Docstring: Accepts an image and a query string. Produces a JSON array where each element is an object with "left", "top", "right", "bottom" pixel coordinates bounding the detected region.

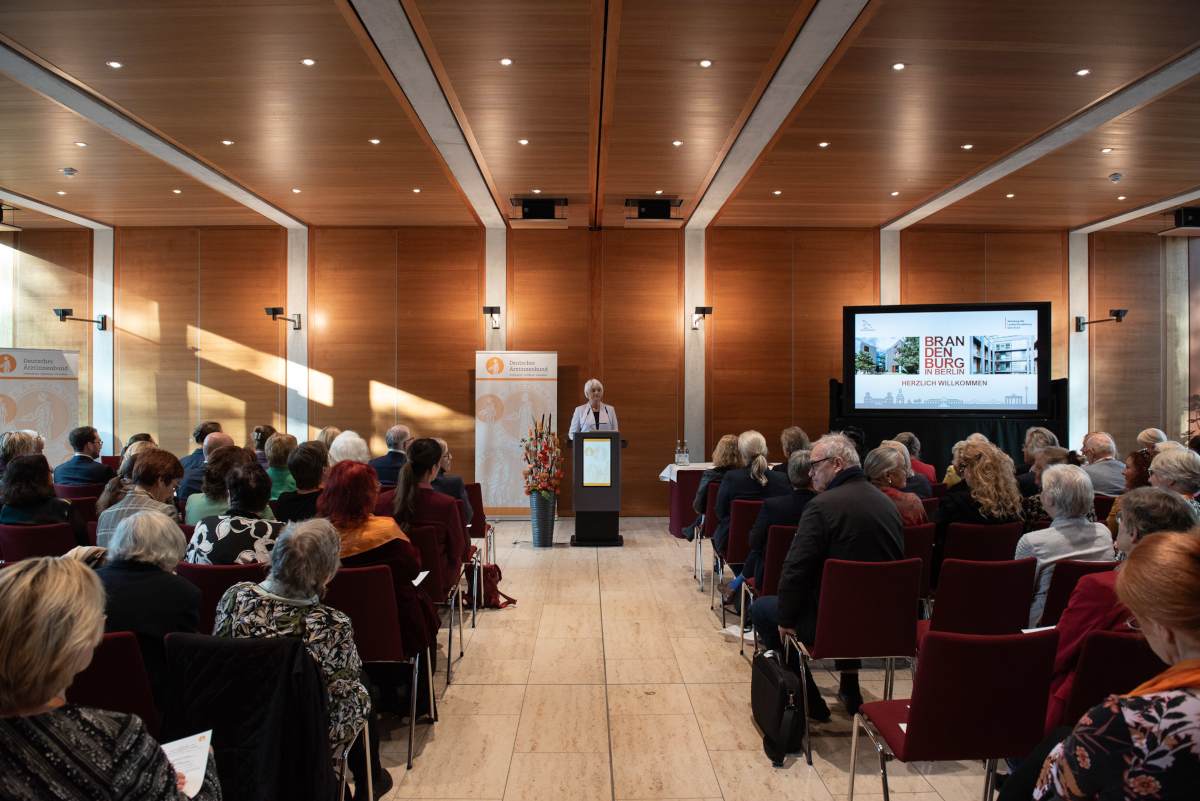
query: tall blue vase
[{"left": 530, "top": 491, "right": 556, "bottom": 547}]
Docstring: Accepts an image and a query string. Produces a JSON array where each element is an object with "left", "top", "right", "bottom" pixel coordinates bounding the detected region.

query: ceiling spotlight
[
  {"left": 56, "top": 191, "right": 67, "bottom": 196},
  {"left": 172, "top": 189, "right": 182, "bottom": 194},
  {"left": 892, "top": 62, "right": 906, "bottom": 71},
  {"left": 1075, "top": 68, "right": 1090, "bottom": 76},
  {"left": 499, "top": 57, "right": 513, "bottom": 66},
  {"left": 220, "top": 139, "right": 234, "bottom": 146},
  {"left": 412, "top": 188, "right": 421, "bottom": 193},
  {"left": 698, "top": 59, "right": 712, "bottom": 68},
  {"left": 368, "top": 138, "right": 381, "bottom": 145},
  {"left": 1117, "top": 195, "right": 1127, "bottom": 201},
  {"left": 291, "top": 188, "right": 302, "bottom": 194},
  {"left": 890, "top": 191, "right": 900, "bottom": 197},
  {"left": 818, "top": 141, "right": 830, "bottom": 148},
  {"left": 517, "top": 139, "right": 529, "bottom": 146},
  {"left": 672, "top": 140, "right": 683, "bottom": 147},
  {"left": 531, "top": 188, "right": 542, "bottom": 194},
  {"left": 1005, "top": 193, "right": 1015, "bottom": 199},
  {"left": 654, "top": 189, "right": 663, "bottom": 195},
  {"left": 960, "top": 144, "right": 974, "bottom": 150},
  {"left": 300, "top": 58, "right": 316, "bottom": 66},
  {"left": 74, "top": 141, "right": 88, "bottom": 148},
  {"left": 773, "top": 190, "right": 783, "bottom": 196},
  {"left": 105, "top": 60, "right": 123, "bottom": 69},
  {"left": 1100, "top": 147, "right": 1113, "bottom": 154}
]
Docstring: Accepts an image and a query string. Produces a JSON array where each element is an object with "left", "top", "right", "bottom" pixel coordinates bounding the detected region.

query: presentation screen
[
  {"left": 582, "top": 437, "right": 612, "bottom": 487},
  {"left": 843, "top": 302, "right": 1051, "bottom": 415}
]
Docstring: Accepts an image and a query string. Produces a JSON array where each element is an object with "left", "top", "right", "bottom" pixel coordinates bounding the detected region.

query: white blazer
[{"left": 568, "top": 403, "right": 618, "bottom": 440}]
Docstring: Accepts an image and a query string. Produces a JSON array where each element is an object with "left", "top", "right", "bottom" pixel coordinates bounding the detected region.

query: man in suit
[
  {"left": 769, "top": 426, "right": 811, "bottom": 476},
  {"left": 179, "top": 421, "right": 222, "bottom": 473},
  {"left": 742, "top": 449, "right": 816, "bottom": 589},
  {"left": 431, "top": 437, "right": 473, "bottom": 526},
  {"left": 750, "top": 433, "right": 904, "bottom": 719},
  {"left": 53, "top": 426, "right": 116, "bottom": 486},
  {"left": 368, "top": 424, "right": 410, "bottom": 485},
  {"left": 176, "top": 430, "right": 234, "bottom": 503}
]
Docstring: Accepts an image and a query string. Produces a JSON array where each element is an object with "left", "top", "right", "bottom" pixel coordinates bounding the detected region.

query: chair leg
[
  {"left": 848, "top": 713, "right": 861, "bottom": 801},
  {"left": 339, "top": 756, "right": 349, "bottom": 801},
  {"left": 738, "top": 582, "right": 750, "bottom": 656},
  {"left": 425, "top": 646, "right": 438, "bottom": 722},
  {"left": 446, "top": 601, "right": 454, "bottom": 686},
  {"left": 456, "top": 587, "right": 465, "bottom": 658},
  {"left": 363, "top": 717, "right": 374, "bottom": 801},
  {"left": 408, "top": 652, "right": 420, "bottom": 769},
  {"left": 884, "top": 657, "right": 894, "bottom": 700},
  {"left": 981, "top": 758, "right": 997, "bottom": 801},
  {"left": 878, "top": 746, "right": 891, "bottom": 801},
  {"left": 798, "top": 651, "right": 813, "bottom": 766}
]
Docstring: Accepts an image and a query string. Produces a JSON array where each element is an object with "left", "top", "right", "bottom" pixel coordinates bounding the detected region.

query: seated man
[
  {"left": 368, "top": 424, "right": 410, "bottom": 485},
  {"left": 176, "top": 430, "right": 234, "bottom": 503},
  {"left": 52, "top": 426, "right": 116, "bottom": 486},
  {"left": 742, "top": 449, "right": 815, "bottom": 591},
  {"left": 1080, "top": 431, "right": 1125, "bottom": 496},
  {"left": 179, "top": 420, "right": 222, "bottom": 472},
  {"left": 750, "top": 433, "right": 903, "bottom": 718},
  {"left": 273, "top": 441, "right": 328, "bottom": 523},
  {"left": 769, "top": 427, "right": 810, "bottom": 475}
]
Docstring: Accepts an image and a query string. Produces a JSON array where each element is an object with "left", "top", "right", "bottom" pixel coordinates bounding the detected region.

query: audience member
[
  {"left": 941, "top": 433, "right": 990, "bottom": 486},
  {"left": 770, "top": 427, "right": 811, "bottom": 475},
  {"left": 880, "top": 438, "right": 931, "bottom": 498},
  {"left": 1135, "top": 426, "right": 1169, "bottom": 452},
  {"left": 1045, "top": 487, "right": 1197, "bottom": 730},
  {"left": 213, "top": 519, "right": 382, "bottom": 795},
  {"left": 1080, "top": 431, "right": 1125, "bottom": 495},
  {"left": 893, "top": 431, "right": 936, "bottom": 483},
  {"left": 684, "top": 433, "right": 741, "bottom": 542},
  {"left": 431, "top": 437, "right": 473, "bottom": 527},
  {"left": 179, "top": 420, "right": 222, "bottom": 472},
  {"left": 934, "top": 440, "right": 1023, "bottom": 552},
  {"left": 368, "top": 424, "right": 410, "bottom": 485},
  {"left": 1022, "top": 445, "right": 1071, "bottom": 523},
  {"left": 750, "top": 433, "right": 903, "bottom": 718},
  {"left": 713, "top": 430, "right": 790, "bottom": 556},
  {"left": 274, "top": 441, "right": 328, "bottom": 523},
  {"left": 20, "top": 429, "right": 45, "bottom": 455},
  {"left": 52, "top": 426, "right": 115, "bottom": 486},
  {"left": 96, "top": 440, "right": 157, "bottom": 514},
  {"left": 743, "top": 449, "right": 815, "bottom": 589},
  {"left": 0, "top": 454, "right": 84, "bottom": 544},
  {"left": 176, "top": 430, "right": 234, "bottom": 503},
  {"left": 1149, "top": 447, "right": 1200, "bottom": 516},
  {"left": 1104, "top": 447, "right": 1154, "bottom": 537},
  {"left": 1035, "top": 531, "right": 1200, "bottom": 799},
  {"left": 120, "top": 432, "right": 155, "bottom": 456},
  {"left": 0, "top": 430, "right": 37, "bottom": 477},
  {"left": 329, "top": 430, "right": 371, "bottom": 465},
  {"left": 0, "top": 557, "right": 221, "bottom": 800},
  {"left": 393, "top": 438, "right": 468, "bottom": 577},
  {"left": 184, "top": 444, "right": 276, "bottom": 524},
  {"left": 865, "top": 445, "right": 927, "bottom": 526},
  {"left": 319, "top": 461, "right": 408, "bottom": 556},
  {"left": 264, "top": 432, "right": 298, "bottom": 500},
  {"left": 96, "top": 510, "right": 199, "bottom": 705},
  {"left": 1016, "top": 464, "right": 1115, "bottom": 627},
  {"left": 185, "top": 462, "right": 283, "bottom": 564},
  {"left": 1018, "top": 426, "right": 1060, "bottom": 496},
  {"left": 317, "top": 425, "right": 342, "bottom": 455},
  {"left": 250, "top": 424, "right": 276, "bottom": 468},
  {"left": 94, "top": 449, "right": 183, "bottom": 547}
]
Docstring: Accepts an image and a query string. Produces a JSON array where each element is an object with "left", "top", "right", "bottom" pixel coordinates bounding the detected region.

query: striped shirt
[{"left": 95, "top": 487, "right": 180, "bottom": 547}]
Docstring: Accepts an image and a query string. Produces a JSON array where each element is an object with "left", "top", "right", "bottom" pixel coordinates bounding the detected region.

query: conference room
[{"left": 2, "top": 1, "right": 1200, "bottom": 800}]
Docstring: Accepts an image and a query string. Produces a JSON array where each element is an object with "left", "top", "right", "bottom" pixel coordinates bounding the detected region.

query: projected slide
[
  {"left": 582, "top": 437, "right": 612, "bottom": 487},
  {"left": 849, "top": 306, "right": 1041, "bottom": 411}
]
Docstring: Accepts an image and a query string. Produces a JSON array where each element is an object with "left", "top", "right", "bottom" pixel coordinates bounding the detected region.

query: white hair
[
  {"left": 328, "top": 430, "right": 371, "bottom": 464},
  {"left": 738, "top": 430, "right": 770, "bottom": 486},
  {"left": 1023, "top": 426, "right": 1057, "bottom": 451},
  {"left": 814, "top": 433, "right": 860, "bottom": 467},
  {"left": 583, "top": 378, "right": 604, "bottom": 398},
  {"left": 879, "top": 439, "right": 914, "bottom": 477},
  {"left": 1041, "top": 464, "right": 1094, "bottom": 519},
  {"left": 270, "top": 518, "right": 342, "bottom": 597},
  {"left": 1137, "top": 428, "right": 1168, "bottom": 449},
  {"left": 108, "top": 511, "right": 187, "bottom": 572},
  {"left": 1083, "top": 431, "right": 1118, "bottom": 458},
  {"left": 1150, "top": 448, "right": 1200, "bottom": 494},
  {"left": 865, "top": 446, "right": 907, "bottom": 484},
  {"left": 384, "top": 424, "right": 411, "bottom": 451}
]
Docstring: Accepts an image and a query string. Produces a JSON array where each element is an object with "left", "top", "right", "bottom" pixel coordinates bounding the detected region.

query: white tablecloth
[{"left": 658, "top": 462, "right": 714, "bottom": 482}]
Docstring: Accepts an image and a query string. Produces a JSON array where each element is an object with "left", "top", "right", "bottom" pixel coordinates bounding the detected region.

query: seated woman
[
  {"left": 1149, "top": 447, "right": 1200, "bottom": 517},
  {"left": 274, "top": 441, "right": 328, "bottom": 523},
  {"left": 431, "top": 438, "right": 473, "bottom": 526},
  {"left": 1035, "top": 531, "right": 1200, "bottom": 800},
  {"left": 940, "top": 433, "right": 991, "bottom": 487},
  {"left": 0, "top": 557, "right": 221, "bottom": 800},
  {"left": 713, "top": 430, "right": 790, "bottom": 556},
  {"left": 1104, "top": 447, "right": 1153, "bottom": 537},
  {"left": 264, "top": 432, "right": 298, "bottom": 500},
  {"left": 185, "top": 445, "right": 277, "bottom": 525},
  {"left": 320, "top": 461, "right": 409, "bottom": 557},
  {"left": 684, "top": 433, "right": 741, "bottom": 542},
  {"left": 249, "top": 424, "right": 276, "bottom": 469},
  {"left": 1016, "top": 465, "right": 1115, "bottom": 627},
  {"left": 317, "top": 425, "right": 342, "bottom": 454},
  {"left": 1045, "top": 487, "right": 1198, "bottom": 730},
  {"left": 185, "top": 462, "right": 284, "bottom": 565},
  {"left": 393, "top": 438, "right": 468, "bottom": 588},
  {"left": 120, "top": 432, "right": 155, "bottom": 455},
  {"left": 743, "top": 449, "right": 815, "bottom": 588},
  {"left": 95, "top": 440, "right": 157, "bottom": 515},
  {"left": 934, "top": 440, "right": 1023, "bottom": 548},
  {"left": 329, "top": 431, "right": 371, "bottom": 465},
  {"left": 864, "top": 445, "right": 928, "bottom": 526},
  {"left": 0, "top": 430, "right": 37, "bottom": 477},
  {"left": 0, "top": 454, "right": 85, "bottom": 545},
  {"left": 1021, "top": 446, "right": 1071, "bottom": 524},
  {"left": 214, "top": 519, "right": 383, "bottom": 797},
  {"left": 879, "top": 439, "right": 931, "bottom": 498},
  {"left": 96, "top": 510, "right": 200, "bottom": 706},
  {"left": 94, "top": 449, "right": 183, "bottom": 547}
]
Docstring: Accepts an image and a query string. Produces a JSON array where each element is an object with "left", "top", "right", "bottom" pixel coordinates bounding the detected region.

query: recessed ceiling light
[
  {"left": 56, "top": 191, "right": 67, "bottom": 196},
  {"left": 105, "top": 60, "right": 123, "bottom": 69},
  {"left": 892, "top": 62, "right": 906, "bottom": 71},
  {"left": 818, "top": 141, "right": 830, "bottom": 148},
  {"left": 1117, "top": 195, "right": 1127, "bottom": 201},
  {"left": 698, "top": 59, "right": 712, "bottom": 68},
  {"left": 172, "top": 189, "right": 182, "bottom": 194},
  {"left": 291, "top": 188, "right": 301, "bottom": 194},
  {"left": 220, "top": 139, "right": 235, "bottom": 146},
  {"left": 300, "top": 58, "right": 316, "bottom": 66},
  {"left": 517, "top": 138, "right": 529, "bottom": 146},
  {"left": 1005, "top": 193, "right": 1015, "bottom": 199},
  {"left": 960, "top": 143, "right": 974, "bottom": 150},
  {"left": 368, "top": 138, "right": 381, "bottom": 145},
  {"left": 499, "top": 57, "right": 513, "bottom": 66},
  {"left": 890, "top": 191, "right": 900, "bottom": 197},
  {"left": 672, "top": 140, "right": 683, "bottom": 147},
  {"left": 1075, "top": 68, "right": 1090, "bottom": 76},
  {"left": 531, "top": 188, "right": 542, "bottom": 194},
  {"left": 773, "top": 190, "right": 783, "bottom": 196},
  {"left": 654, "top": 189, "right": 663, "bottom": 195},
  {"left": 1100, "top": 147, "right": 1113, "bottom": 154},
  {"left": 412, "top": 188, "right": 421, "bottom": 193},
  {"left": 74, "top": 141, "right": 88, "bottom": 148}
]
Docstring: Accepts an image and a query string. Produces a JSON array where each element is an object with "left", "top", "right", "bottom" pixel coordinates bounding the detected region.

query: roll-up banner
[{"left": 0, "top": 348, "right": 80, "bottom": 467}]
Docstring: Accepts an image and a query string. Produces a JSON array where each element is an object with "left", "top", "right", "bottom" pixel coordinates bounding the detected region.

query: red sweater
[{"left": 911, "top": 458, "right": 937, "bottom": 483}]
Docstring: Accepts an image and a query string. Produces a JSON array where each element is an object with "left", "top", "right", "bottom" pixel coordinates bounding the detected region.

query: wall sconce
[
  {"left": 1074, "top": 308, "right": 1127, "bottom": 333},
  {"left": 691, "top": 306, "right": 712, "bottom": 330},
  {"left": 51, "top": 308, "right": 106, "bottom": 331},
  {"left": 483, "top": 306, "right": 501, "bottom": 330},
  {"left": 265, "top": 306, "right": 302, "bottom": 330}
]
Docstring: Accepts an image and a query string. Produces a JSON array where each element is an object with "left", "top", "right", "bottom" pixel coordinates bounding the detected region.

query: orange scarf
[{"left": 1125, "top": 657, "right": 1200, "bottom": 696}]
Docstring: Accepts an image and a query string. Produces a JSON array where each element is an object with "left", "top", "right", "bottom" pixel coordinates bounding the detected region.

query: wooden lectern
[{"left": 571, "top": 430, "right": 623, "bottom": 547}]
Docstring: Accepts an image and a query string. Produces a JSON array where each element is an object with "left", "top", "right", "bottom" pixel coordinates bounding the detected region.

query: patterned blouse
[
  {"left": 1034, "top": 689, "right": 1200, "bottom": 800},
  {"left": 213, "top": 581, "right": 369, "bottom": 760},
  {"left": 184, "top": 511, "right": 283, "bottom": 565},
  {"left": 0, "top": 704, "right": 221, "bottom": 800}
]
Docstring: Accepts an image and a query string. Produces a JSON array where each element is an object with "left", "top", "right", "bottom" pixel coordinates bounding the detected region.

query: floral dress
[
  {"left": 213, "top": 582, "right": 370, "bottom": 760},
  {"left": 1034, "top": 689, "right": 1200, "bottom": 799},
  {"left": 185, "top": 512, "right": 283, "bottom": 564}
]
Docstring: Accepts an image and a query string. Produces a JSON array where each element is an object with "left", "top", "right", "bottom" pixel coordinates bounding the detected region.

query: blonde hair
[
  {"left": 1117, "top": 531, "right": 1200, "bottom": 640},
  {"left": 264, "top": 432, "right": 298, "bottom": 468},
  {"left": 738, "top": 430, "right": 769, "bottom": 487},
  {"left": 955, "top": 441, "right": 1023, "bottom": 521},
  {"left": 316, "top": 426, "right": 341, "bottom": 449},
  {"left": 710, "top": 434, "right": 742, "bottom": 470},
  {"left": 0, "top": 558, "right": 105, "bottom": 714},
  {"left": 0, "top": 431, "right": 37, "bottom": 465},
  {"left": 1137, "top": 428, "right": 1168, "bottom": 450}
]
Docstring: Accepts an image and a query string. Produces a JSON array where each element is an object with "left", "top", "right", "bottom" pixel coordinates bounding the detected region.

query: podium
[{"left": 571, "top": 430, "right": 623, "bottom": 547}]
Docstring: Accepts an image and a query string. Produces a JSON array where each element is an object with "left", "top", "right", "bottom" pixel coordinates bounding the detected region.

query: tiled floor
[{"left": 374, "top": 517, "right": 989, "bottom": 801}]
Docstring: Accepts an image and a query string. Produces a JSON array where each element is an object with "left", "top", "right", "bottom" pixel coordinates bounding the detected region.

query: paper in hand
[
  {"left": 161, "top": 729, "right": 212, "bottom": 798},
  {"left": 413, "top": 570, "right": 429, "bottom": 587}
]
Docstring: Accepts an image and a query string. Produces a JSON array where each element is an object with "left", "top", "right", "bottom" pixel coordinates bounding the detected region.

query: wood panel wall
[
  {"left": 706, "top": 228, "right": 878, "bottom": 453},
  {"left": 309, "top": 227, "right": 484, "bottom": 478}
]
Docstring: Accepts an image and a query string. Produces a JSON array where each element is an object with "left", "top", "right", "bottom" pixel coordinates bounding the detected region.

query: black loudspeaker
[
  {"left": 521, "top": 199, "right": 556, "bottom": 220},
  {"left": 636, "top": 199, "right": 671, "bottom": 220},
  {"left": 1174, "top": 207, "right": 1200, "bottom": 228}
]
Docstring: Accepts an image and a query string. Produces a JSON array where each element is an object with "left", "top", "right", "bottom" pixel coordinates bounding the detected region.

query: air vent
[{"left": 509, "top": 196, "right": 568, "bottom": 228}]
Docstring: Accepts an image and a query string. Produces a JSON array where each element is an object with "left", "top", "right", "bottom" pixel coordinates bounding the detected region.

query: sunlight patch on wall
[
  {"left": 369, "top": 379, "right": 473, "bottom": 453},
  {"left": 188, "top": 380, "right": 247, "bottom": 445}
]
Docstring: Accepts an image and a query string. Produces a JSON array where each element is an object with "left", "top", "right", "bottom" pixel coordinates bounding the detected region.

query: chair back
[
  {"left": 931, "top": 482, "right": 948, "bottom": 498},
  {"left": 944, "top": 521, "right": 1025, "bottom": 562},
  {"left": 903, "top": 630, "right": 1057, "bottom": 761},
  {"left": 66, "top": 631, "right": 160, "bottom": 737},
  {"left": 100, "top": 455, "right": 122, "bottom": 470},
  {"left": 724, "top": 499, "right": 761, "bottom": 564},
  {"left": 760, "top": 525, "right": 794, "bottom": 597},
  {"left": 86, "top": 520, "right": 98, "bottom": 546},
  {"left": 930, "top": 558, "right": 1036, "bottom": 636},
  {"left": 0, "top": 523, "right": 76, "bottom": 561},
  {"left": 465, "top": 482, "right": 486, "bottom": 536},
  {"left": 920, "top": 496, "right": 940, "bottom": 519},
  {"left": 1038, "top": 559, "right": 1118, "bottom": 626},
  {"left": 69, "top": 496, "right": 99, "bottom": 522},
  {"left": 455, "top": 498, "right": 467, "bottom": 530},
  {"left": 702, "top": 483, "right": 719, "bottom": 540},
  {"left": 1063, "top": 630, "right": 1167, "bottom": 725},
  {"left": 903, "top": 523, "right": 936, "bottom": 602},
  {"left": 811, "top": 558, "right": 921, "bottom": 660},
  {"left": 180, "top": 523, "right": 195, "bottom": 539},
  {"left": 176, "top": 562, "right": 267, "bottom": 634},
  {"left": 325, "top": 566, "right": 405, "bottom": 663},
  {"left": 54, "top": 482, "right": 106, "bottom": 499},
  {"left": 1092, "top": 494, "right": 1116, "bottom": 522},
  {"left": 375, "top": 488, "right": 396, "bottom": 517},
  {"left": 407, "top": 524, "right": 447, "bottom": 602}
]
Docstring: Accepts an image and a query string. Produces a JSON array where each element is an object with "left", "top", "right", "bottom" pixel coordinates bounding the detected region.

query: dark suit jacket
[
  {"left": 905, "top": 473, "right": 933, "bottom": 498},
  {"left": 777, "top": 468, "right": 904, "bottom": 637},
  {"left": 176, "top": 462, "right": 205, "bottom": 502},
  {"left": 748, "top": 488, "right": 817, "bottom": 559},
  {"left": 714, "top": 467, "right": 791, "bottom": 553},
  {"left": 432, "top": 472, "right": 473, "bottom": 526},
  {"left": 369, "top": 451, "right": 407, "bottom": 485},
  {"left": 53, "top": 454, "right": 115, "bottom": 486},
  {"left": 97, "top": 559, "right": 200, "bottom": 705},
  {"left": 1017, "top": 469, "right": 1040, "bottom": 498},
  {"left": 178, "top": 448, "right": 204, "bottom": 472}
]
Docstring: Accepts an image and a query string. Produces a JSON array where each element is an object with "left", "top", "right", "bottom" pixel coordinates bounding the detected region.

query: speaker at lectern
[{"left": 571, "top": 430, "right": 623, "bottom": 547}]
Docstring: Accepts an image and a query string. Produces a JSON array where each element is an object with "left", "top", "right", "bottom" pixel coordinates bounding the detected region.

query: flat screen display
[
  {"left": 582, "top": 437, "right": 612, "bottom": 487},
  {"left": 844, "top": 302, "right": 1050, "bottom": 414}
]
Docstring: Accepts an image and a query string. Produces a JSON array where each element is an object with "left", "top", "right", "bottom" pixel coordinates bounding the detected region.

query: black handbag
[{"left": 751, "top": 649, "right": 805, "bottom": 766}]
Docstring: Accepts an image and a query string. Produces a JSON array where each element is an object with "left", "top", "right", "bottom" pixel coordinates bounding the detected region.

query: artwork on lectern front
[{"left": 582, "top": 437, "right": 611, "bottom": 487}]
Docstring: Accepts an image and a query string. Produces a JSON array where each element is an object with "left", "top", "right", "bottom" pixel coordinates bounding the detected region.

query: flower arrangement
[{"left": 521, "top": 414, "right": 563, "bottom": 500}]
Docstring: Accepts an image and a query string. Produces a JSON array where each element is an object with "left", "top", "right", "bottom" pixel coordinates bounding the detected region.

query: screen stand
[{"left": 572, "top": 511, "right": 623, "bottom": 547}]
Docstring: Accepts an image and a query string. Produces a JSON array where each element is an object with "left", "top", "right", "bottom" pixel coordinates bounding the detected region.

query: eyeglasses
[
  {"left": 1125, "top": 616, "right": 1141, "bottom": 632},
  {"left": 808, "top": 457, "right": 834, "bottom": 473}
]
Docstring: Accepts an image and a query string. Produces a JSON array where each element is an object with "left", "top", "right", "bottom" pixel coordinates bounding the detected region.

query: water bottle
[
  {"left": 680, "top": 439, "right": 691, "bottom": 466},
  {"left": 674, "top": 440, "right": 684, "bottom": 466}
]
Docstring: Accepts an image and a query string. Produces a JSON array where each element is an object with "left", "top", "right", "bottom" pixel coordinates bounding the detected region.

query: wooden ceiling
[{"left": 2, "top": 203, "right": 85, "bottom": 230}]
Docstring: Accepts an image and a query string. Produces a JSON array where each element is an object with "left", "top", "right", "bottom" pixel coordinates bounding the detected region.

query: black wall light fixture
[
  {"left": 51, "top": 308, "right": 106, "bottom": 331},
  {"left": 483, "top": 306, "right": 501, "bottom": 330},
  {"left": 691, "top": 306, "right": 713, "bottom": 330},
  {"left": 1075, "top": 308, "right": 1127, "bottom": 333},
  {"left": 265, "top": 306, "right": 302, "bottom": 330}
]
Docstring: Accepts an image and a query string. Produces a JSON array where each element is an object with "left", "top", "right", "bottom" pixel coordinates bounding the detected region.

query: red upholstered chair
[
  {"left": 100, "top": 455, "right": 122, "bottom": 471},
  {"left": 375, "top": 488, "right": 396, "bottom": 517},
  {"left": 788, "top": 558, "right": 922, "bottom": 765},
  {"left": 407, "top": 523, "right": 465, "bottom": 684},
  {"left": 1063, "top": 630, "right": 1167, "bottom": 726},
  {"left": 0, "top": 523, "right": 77, "bottom": 561},
  {"left": 744, "top": 524, "right": 794, "bottom": 656},
  {"left": 86, "top": 521, "right": 98, "bottom": 546},
  {"left": 325, "top": 566, "right": 431, "bottom": 768},
  {"left": 1037, "top": 559, "right": 1118, "bottom": 627},
  {"left": 917, "top": 558, "right": 1036, "bottom": 652},
  {"left": 919, "top": 497, "right": 939, "bottom": 519},
  {"left": 695, "top": 482, "right": 719, "bottom": 589},
  {"left": 179, "top": 523, "right": 195, "bottom": 540},
  {"left": 54, "top": 482, "right": 106, "bottom": 499},
  {"left": 69, "top": 495, "right": 99, "bottom": 522},
  {"left": 175, "top": 562, "right": 267, "bottom": 635},
  {"left": 943, "top": 521, "right": 1025, "bottom": 563},
  {"left": 930, "top": 482, "right": 948, "bottom": 498},
  {"left": 902, "top": 523, "right": 936, "bottom": 617},
  {"left": 1092, "top": 494, "right": 1116, "bottom": 522},
  {"left": 66, "top": 631, "right": 161, "bottom": 738},
  {"left": 848, "top": 629, "right": 1058, "bottom": 800},
  {"left": 463, "top": 482, "right": 491, "bottom": 626},
  {"left": 718, "top": 499, "right": 761, "bottom": 623}
]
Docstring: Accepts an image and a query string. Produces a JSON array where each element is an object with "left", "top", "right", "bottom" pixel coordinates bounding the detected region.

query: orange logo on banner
[
  {"left": 485, "top": 357, "right": 504, "bottom": 375},
  {"left": 0, "top": 354, "right": 15, "bottom": 374}
]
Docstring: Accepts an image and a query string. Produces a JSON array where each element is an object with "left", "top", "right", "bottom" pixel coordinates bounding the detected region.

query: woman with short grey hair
[
  {"left": 568, "top": 377, "right": 619, "bottom": 440},
  {"left": 1015, "top": 464, "right": 1115, "bottom": 626},
  {"left": 328, "top": 430, "right": 371, "bottom": 465},
  {"left": 1149, "top": 448, "right": 1200, "bottom": 516},
  {"left": 865, "top": 446, "right": 927, "bottom": 526}
]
